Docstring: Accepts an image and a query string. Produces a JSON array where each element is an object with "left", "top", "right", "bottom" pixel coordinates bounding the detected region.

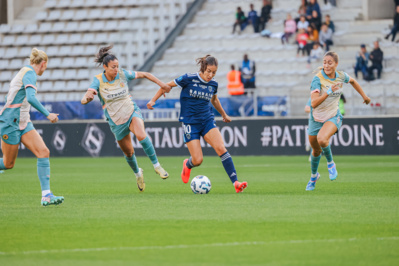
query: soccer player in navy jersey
[{"left": 147, "top": 55, "right": 248, "bottom": 193}]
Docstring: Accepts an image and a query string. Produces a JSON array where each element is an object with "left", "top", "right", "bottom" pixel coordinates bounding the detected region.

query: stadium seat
[
  {"left": 69, "top": 34, "right": 83, "bottom": 44},
  {"left": 3, "top": 48, "right": 18, "bottom": 59},
  {"left": 0, "top": 60, "right": 9, "bottom": 70},
  {"left": 70, "top": 0, "right": 85, "bottom": 8},
  {"left": 15, "top": 35, "right": 29, "bottom": 46},
  {"left": 53, "top": 80, "right": 67, "bottom": 90},
  {"left": 62, "top": 58, "right": 75, "bottom": 68},
  {"left": 77, "top": 21, "right": 92, "bottom": 32},
  {"left": 41, "top": 81, "right": 54, "bottom": 91},
  {"left": 10, "top": 24, "right": 25, "bottom": 34},
  {"left": 0, "top": 24, "right": 11, "bottom": 34},
  {"left": 41, "top": 34, "right": 56, "bottom": 45},
  {"left": 73, "top": 10, "right": 88, "bottom": 21},
  {"left": 84, "top": 0, "right": 97, "bottom": 7},
  {"left": 49, "top": 58, "right": 62, "bottom": 69},
  {"left": 0, "top": 71, "right": 13, "bottom": 82},
  {"left": 102, "top": 8, "right": 116, "bottom": 19},
  {"left": 92, "top": 21, "right": 106, "bottom": 32},
  {"left": 54, "top": 34, "right": 70, "bottom": 45},
  {"left": 66, "top": 80, "right": 79, "bottom": 91},
  {"left": 58, "top": 46, "right": 72, "bottom": 56},
  {"left": 52, "top": 22, "right": 66, "bottom": 32},
  {"left": 70, "top": 46, "right": 85, "bottom": 56},
  {"left": 75, "top": 57, "right": 89, "bottom": 67},
  {"left": 61, "top": 10, "right": 75, "bottom": 21},
  {"left": 28, "top": 35, "right": 43, "bottom": 46},
  {"left": 48, "top": 10, "right": 61, "bottom": 21},
  {"left": 65, "top": 22, "right": 80, "bottom": 32},
  {"left": 2, "top": 36, "right": 16, "bottom": 46},
  {"left": 44, "top": 0, "right": 58, "bottom": 9},
  {"left": 103, "top": 20, "right": 119, "bottom": 31},
  {"left": 88, "top": 9, "right": 103, "bottom": 20},
  {"left": 57, "top": 0, "right": 72, "bottom": 8}
]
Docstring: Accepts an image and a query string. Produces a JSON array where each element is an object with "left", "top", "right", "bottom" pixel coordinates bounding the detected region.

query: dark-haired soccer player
[
  {"left": 147, "top": 55, "right": 248, "bottom": 193},
  {"left": 81, "top": 45, "right": 170, "bottom": 192}
]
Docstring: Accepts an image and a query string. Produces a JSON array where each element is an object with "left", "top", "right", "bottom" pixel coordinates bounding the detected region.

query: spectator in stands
[
  {"left": 305, "top": 24, "right": 319, "bottom": 54},
  {"left": 248, "top": 3, "right": 259, "bottom": 33},
  {"left": 325, "top": 14, "right": 335, "bottom": 33},
  {"left": 296, "top": 28, "right": 309, "bottom": 56},
  {"left": 232, "top": 6, "right": 247, "bottom": 34},
  {"left": 295, "top": 1, "right": 308, "bottom": 24},
  {"left": 368, "top": 41, "right": 384, "bottom": 80},
  {"left": 306, "top": 0, "right": 321, "bottom": 21},
  {"left": 310, "top": 10, "right": 322, "bottom": 31},
  {"left": 319, "top": 23, "right": 333, "bottom": 51},
  {"left": 259, "top": 0, "right": 272, "bottom": 31},
  {"left": 227, "top": 65, "right": 245, "bottom": 96},
  {"left": 297, "top": 15, "right": 309, "bottom": 31},
  {"left": 241, "top": 54, "right": 256, "bottom": 88},
  {"left": 353, "top": 44, "right": 369, "bottom": 80},
  {"left": 307, "top": 42, "right": 324, "bottom": 64},
  {"left": 81, "top": 45, "right": 170, "bottom": 192},
  {"left": 384, "top": 5, "right": 399, "bottom": 42},
  {"left": 281, "top": 14, "right": 297, "bottom": 44},
  {"left": 324, "top": 0, "right": 336, "bottom": 8}
]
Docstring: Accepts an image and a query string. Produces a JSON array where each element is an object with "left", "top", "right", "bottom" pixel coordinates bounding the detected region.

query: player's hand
[
  {"left": 47, "top": 113, "right": 59, "bottom": 123},
  {"left": 147, "top": 101, "right": 156, "bottom": 110},
  {"left": 332, "top": 83, "right": 342, "bottom": 92},
  {"left": 85, "top": 93, "right": 94, "bottom": 103},
  {"left": 363, "top": 96, "right": 371, "bottom": 105},
  {"left": 160, "top": 83, "right": 171, "bottom": 93},
  {"left": 222, "top": 114, "right": 232, "bottom": 123}
]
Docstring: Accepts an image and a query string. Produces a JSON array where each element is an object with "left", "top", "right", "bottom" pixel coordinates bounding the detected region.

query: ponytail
[
  {"left": 30, "top": 48, "right": 48, "bottom": 65},
  {"left": 95, "top": 45, "right": 117, "bottom": 66},
  {"left": 196, "top": 55, "right": 218, "bottom": 73}
]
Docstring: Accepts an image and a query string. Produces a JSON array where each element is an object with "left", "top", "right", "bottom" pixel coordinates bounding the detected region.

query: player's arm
[
  {"left": 147, "top": 80, "right": 177, "bottom": 110},
  {"left": 81, "top": 89, "right": 96, "bottom": 105},
  {"left": 348, "top": 77, "right": 371, "bottom": 104},
  {"left": 311, "top": 84, "right": 339, "bottom": 108},
  {"left": 135, "top": 72, "right": 171, "bottom": 92},
  {"left": 23, "top": 71, "right": 58, "bottom": 123},
  {"left": 211, "top": 94, "right": 231, "bottom": 123}
]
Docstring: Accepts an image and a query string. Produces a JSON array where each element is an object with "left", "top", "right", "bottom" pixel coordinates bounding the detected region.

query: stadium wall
[{"left": 2, "top": 117, "right": 398, "bottom": 157}]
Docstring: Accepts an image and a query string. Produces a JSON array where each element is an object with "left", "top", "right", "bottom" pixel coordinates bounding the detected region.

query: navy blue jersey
[{"left": 174, "top": 72, "right": 218, "bottom": 124}]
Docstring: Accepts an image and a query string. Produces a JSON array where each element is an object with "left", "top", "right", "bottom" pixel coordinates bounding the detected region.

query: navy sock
[
  {"left": 220, "top": 152, "right": 238, "bottom": 183},
  {"left": 186, "top": 157, "right": 196, "bottom": 169}
]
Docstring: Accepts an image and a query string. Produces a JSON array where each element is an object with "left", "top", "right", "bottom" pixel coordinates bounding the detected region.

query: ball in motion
[{"left": 190, "top": 175, "right": 211, "bottom": 194}]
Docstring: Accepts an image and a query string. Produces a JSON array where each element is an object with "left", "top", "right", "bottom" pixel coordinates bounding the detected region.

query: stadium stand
[{"left": 0, "top": 0, "right": 398, "bottom": 117}]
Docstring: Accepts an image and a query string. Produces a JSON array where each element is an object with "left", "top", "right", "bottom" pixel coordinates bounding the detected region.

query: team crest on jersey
[
  {"left": 120, "top": 83, "right": 125, "bottom": 87},
  {"left": 185, "top": 133, "right": 191, "bottom": 140},
  {"left": 2, "top": 134, "right": 8, "bottom": 140},
  {"left": 208, "top": 86, "right": 212, "bottom": 92}
]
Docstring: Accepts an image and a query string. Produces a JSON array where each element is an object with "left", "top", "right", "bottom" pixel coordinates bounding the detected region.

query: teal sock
[
  {"left": 0, "top": 159, "right": 6, "bottom": 170},
  {"left": 37, "top": 158, "right": 50, "bottom": 191},
  {"left": 321, "top": 145, "right": 333, "bottom": 163},
  {"left": 311, "top": 154, "right": 322, "bottom": 175},
  {"left": 139, "top": 136, "right": 158, "bottom": 165},
  {"left": 125, "top": 154, "right": 139, "bottom": 174}
]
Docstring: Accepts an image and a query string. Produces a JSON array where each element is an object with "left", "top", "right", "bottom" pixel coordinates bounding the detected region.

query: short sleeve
[
  {"left": 214, "top": 83, "right": 218, "bottom": 95},
  {"left": 310, "top": 76, "right": 321, "bottom": 93},
  {"left": 343, "top": 72, "right": 350, "bottom": 83},
  {"left": 88, "top": 77, "right": 100, "bottom": 94},
  {"left": 22, "top": 71, "right": 37, "bottom": 90},
  {"left": 174, "top": 73, "right": 189, "bottom": 88},
  {"left": 122, "top": 69, "right": 136, "bottom": 81}
]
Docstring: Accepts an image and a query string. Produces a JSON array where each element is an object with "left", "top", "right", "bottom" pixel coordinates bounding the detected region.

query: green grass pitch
[{"left": 0, "top": 155, "right": 398, "bottom": 265}]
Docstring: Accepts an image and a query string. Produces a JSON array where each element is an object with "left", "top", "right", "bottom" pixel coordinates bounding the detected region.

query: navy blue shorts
[{"left": 182, "top": 118, "right": 216, "bottom": 143}]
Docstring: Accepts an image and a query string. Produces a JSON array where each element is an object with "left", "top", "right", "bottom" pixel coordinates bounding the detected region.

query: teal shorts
[
  {"left": 0, "top": 121, "right": 35, "bottom": 145},
  {"left": 110, "top": 103, "right": 144, "bottom": 141},
  {"left": 308, "top": 109, "right": 343, "bottom": 136}
]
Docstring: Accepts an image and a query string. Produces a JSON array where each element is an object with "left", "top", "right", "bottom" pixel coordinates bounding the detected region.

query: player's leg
[
  {"left": 317, "top": 121, "right": 339, "bottom": 180},
  {"left": 117, "top": 134, "right": 145, "bottom": 192},
  {"left": 129, "top": 117, "right": 168, "bottom": 179},
  {"left": 21, "top": 129, "right": 64, "bottom": 206},
  {"left": 0, "top": 140, "right": 19, "bottom": 171},
  {"left": 181, "top": 139, "right": 203, "bottom": 183},
  {"left": 306, "top": 135, "right": 322, "bottom": 191},
  {"left": 204, "top": 128, "right": 247, "bottom": 193}
]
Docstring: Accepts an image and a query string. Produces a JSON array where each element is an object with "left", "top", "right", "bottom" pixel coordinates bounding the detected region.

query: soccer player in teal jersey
[
  {"left": 0, "top": 48, "right": 64, "bottom": 206},
  {"left": 147, "top": 55, "right": 248, "bottom": 193},
  {"left": 81, "top": 45, "right": 170, "bottom": 192},
  {"left": 306, "top": 51, "right": 371, "bottom": 191}
]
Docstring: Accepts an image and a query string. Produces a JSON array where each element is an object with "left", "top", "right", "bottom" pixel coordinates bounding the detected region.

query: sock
[
  {"left": 0, "top": 158, "right": 6, "bottom": 170},
  {"left": 37, "top": 158, "right": 50, "bottom": 192},
  {"left": 139, "top": 137, "right": 158, "bottom": 165},
  {"left": 220, "top": 151, "right": 238, "bottom": 183},
  {"left": 42, "top": 190, "right": 51, "bottom": 197},
  {"left": 321, "top": 145, "right": 333, "bottom": 163},
  {"left": 186, "top": 157, "right": 196, "bottom": 169},
  {"left": 125, "top": 154, "right": 139, "bottom": 174},
  {"left": 153, "top": 162, "right": 160, "bottom": 168},
  {"left": 310, "top": 154, "right": 322, "bottom": 175}
]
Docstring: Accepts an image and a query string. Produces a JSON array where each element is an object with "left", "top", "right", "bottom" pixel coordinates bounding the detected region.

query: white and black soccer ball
[{"left": 190, "top": 175, "right": 211, "bottom": 194}]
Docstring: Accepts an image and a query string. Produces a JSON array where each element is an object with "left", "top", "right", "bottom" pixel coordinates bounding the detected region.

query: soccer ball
[{"left": 190, "top": 175, "right": 211, "bottom": 194}]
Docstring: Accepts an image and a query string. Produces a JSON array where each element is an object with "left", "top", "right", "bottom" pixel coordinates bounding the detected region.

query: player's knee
[
  {"left": 3, "top": 161, "right": 15, "bottom": 169},
  {"left": 37, "top": 147, "right": 50, "bottom": 158},
  {"left": 215, "top": 146, "right": 227, "bottom": 155},
  {"left": 124, "top": 151, "right": 134, "bottom": 158},
  {"left": 312, "top": 148, "right": 322, "bottom": 157},
  {"left": 317, "top": 135, "right": 329, "bottom": 147},
  {"left": 136, "top": 133, "right": 147, "bottom": 142}
]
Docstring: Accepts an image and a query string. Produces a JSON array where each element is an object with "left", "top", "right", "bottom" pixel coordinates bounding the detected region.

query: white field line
[{"left": 0, "top": 236, "right": 398, "bottom": 256}]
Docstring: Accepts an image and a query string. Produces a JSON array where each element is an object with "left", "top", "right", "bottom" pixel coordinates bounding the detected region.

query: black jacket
[{"left": 370, "top": 48, "right": 383, "bottom": 67}]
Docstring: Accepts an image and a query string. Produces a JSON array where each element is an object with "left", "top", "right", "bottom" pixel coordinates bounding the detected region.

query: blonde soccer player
[
  {"left": 306, "top": 51, "right": 371, "bottom": 191},
  {"left": 0, "top": 48, "right": 64, "bottom": 206},
  {"left": 81, "top": 45, "right": 170, "bottom": 192}
]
